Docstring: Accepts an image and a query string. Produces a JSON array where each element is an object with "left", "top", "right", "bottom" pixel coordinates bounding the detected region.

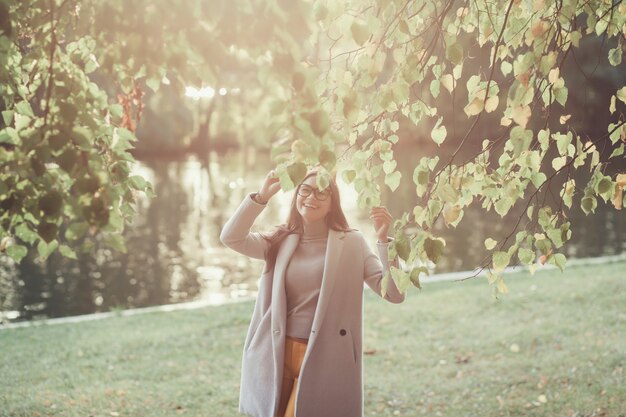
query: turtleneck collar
[{"left": 301, "top": 217, "right": 330, "bottom": 241}]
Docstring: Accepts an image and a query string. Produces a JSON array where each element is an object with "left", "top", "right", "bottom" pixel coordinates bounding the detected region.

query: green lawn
[{"left": 1, "top": 260, "right": 624, "bottom": 417}]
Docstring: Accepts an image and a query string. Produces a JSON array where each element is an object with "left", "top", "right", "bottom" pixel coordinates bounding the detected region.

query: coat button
[{"left": 339, "top": 329, "right": 346, "bottom": 336}]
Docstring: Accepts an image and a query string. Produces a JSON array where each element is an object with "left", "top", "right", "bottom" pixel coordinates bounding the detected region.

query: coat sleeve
[
  {"left": 360, "top": 232, "right": 405, "bottom": 304},
  {"left": 219, "top": 192, "right": 271, "bottom": 260}
]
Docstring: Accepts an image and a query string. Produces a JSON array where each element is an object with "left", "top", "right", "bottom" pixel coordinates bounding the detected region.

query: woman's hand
[
  {"left": 258, "top": 169, "right": 281, "bottom": 203},
  {"left": 369, "top": 206, "right": 393, "bottom": 242}
]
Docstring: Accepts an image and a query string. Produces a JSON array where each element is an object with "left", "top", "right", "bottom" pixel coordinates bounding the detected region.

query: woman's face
[{"left": 296, "top": 176, "right": 332, "bottom": 225}]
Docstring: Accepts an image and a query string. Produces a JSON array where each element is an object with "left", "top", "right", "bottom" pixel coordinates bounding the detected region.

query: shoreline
[{"left": 2, "top": 252, "right": 625, "bottom": 330}]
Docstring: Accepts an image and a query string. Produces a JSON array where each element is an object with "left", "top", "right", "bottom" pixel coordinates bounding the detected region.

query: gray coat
[{"left": 220, "top": 193, "right": 405, "bottom": 417}]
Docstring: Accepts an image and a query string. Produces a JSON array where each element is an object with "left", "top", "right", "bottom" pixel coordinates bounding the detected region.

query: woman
[{"left": 220, "top": 168, "right": 405, "bottom": 417}]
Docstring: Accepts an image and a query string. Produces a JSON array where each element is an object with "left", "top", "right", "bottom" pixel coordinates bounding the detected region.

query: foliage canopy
[{"left": 1, "top": 0, "right": 625, "bottom": 295}]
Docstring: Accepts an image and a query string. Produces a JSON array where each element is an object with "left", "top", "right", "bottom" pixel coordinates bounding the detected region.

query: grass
[{"left": 1, "top": 260, "right": 625, "bottom": 417}]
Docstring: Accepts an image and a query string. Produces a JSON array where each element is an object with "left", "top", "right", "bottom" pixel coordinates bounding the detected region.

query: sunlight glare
[{"left": 185, "top": 86, "right": 216, "bottom": 100}]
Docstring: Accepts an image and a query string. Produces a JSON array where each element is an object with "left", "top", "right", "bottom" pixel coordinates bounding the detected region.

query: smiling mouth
[{"left": 303, "top": 204, "right": 318, "bottom": 209}]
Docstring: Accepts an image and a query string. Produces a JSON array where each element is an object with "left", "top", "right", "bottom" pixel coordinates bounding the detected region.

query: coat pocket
[{"left": 246, "top": 310, "right": 271, "bottom": 353}]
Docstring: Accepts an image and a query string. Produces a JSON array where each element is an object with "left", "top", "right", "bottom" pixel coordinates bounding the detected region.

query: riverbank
[
  {"left": 4, "top": 253, "right": 625, "bottom": 330},
  {"left": 1, "top": 259, "right": 624, "bottom": 416}
]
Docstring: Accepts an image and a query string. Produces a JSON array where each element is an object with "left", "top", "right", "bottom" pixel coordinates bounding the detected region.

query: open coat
[{"left": 219, "top": 193, "right": 405, "bottom": 417}]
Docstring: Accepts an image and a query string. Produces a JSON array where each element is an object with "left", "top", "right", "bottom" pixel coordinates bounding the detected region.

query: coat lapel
[
  {"left": 270, "top": 233, "right": 299, "bottom": 335},
  {"left": 309, "top": 228, "right": 345, "bottom": 335},
  {"left": 269, "top": 228, "right": 346, "bottom": 415},
  {"left": 269, "top": 233, "right": 299, "bottom": 416}
]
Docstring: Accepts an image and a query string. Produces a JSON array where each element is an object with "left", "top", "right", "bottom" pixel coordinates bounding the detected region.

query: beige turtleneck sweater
[{"left": 285, "top": 217, "right": 330, "bottom": 339}]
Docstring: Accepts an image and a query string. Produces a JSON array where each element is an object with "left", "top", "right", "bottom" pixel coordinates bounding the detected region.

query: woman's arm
[
  {"left": 220, "top": 170, "right": 281, "bottom": 259},
  {"left": 362, "top": 206, "right": 405, "bottom": 303},
  {"left": 219, "top": 193, "right": 271, "bottom": 260},
  {"left": 361, "top": 233, "right": 405, "bottom": 304}
]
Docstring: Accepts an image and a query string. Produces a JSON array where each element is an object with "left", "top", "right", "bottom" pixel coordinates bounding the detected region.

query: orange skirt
[{"left": 276, "top": 336, "right": 309, "bottom": 417}]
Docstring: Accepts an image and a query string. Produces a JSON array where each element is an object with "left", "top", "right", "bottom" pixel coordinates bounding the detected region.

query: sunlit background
[{"left": 1, "top": 1, "right": 625, "bottom": 324}]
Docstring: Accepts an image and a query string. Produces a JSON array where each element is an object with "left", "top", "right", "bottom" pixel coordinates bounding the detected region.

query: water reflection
[{"left": 0, "top": 149, "right": 624, "bottom": 323}]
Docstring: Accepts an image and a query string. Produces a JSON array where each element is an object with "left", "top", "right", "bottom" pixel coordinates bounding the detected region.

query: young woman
[{"left": 220, "top": 168, "right": 405, "bottom": 417}]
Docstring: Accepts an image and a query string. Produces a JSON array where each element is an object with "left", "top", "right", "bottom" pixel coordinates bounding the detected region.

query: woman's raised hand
[
  {"left": 369, "top": 206, "right": 393, "bottom": 242},
  {"left": 259, "top": 169, "right": 281, "bottom": 202}
]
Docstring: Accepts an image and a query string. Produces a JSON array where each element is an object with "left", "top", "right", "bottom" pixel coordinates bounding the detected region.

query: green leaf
[
  {"left": 59, "top": 244, "right": 78, "bottom": 260},
  {"left": 109, "top": 103, "right": 124, "bottom": 118},
  {"left": 342, "top": 170, "right": 356, "bottom": 184},
  {"left": 508, "top": 126, "right": 532, "bottom": 158},
  {"left": 65, "top": 222, "right": 89, "bottom": 241},
  {"left": 385, "top": 171, "right": 401, "bottom": 191},
  {"left": 484, "top": 95, "right": 499, "bottom": 113},
  {"left": 464, "top": 97, "right": 484, "bottom": 117},
  {"left": 103, "top": 233, "right": 127, "bottom": 253},
  {"left": 391, "top": 80, "right": 410, "bottom": 103},
  {"left": 581, "top": 195, "right": 596, "bottom": 215},
  {"left": 496, "top": 276, "right": 509, "bottom": 295},
  {"left": 287, "top": 162, "right": 307, "bottom": 186},
  {"left": 0, "top": 129, "right": 17, "bottom": 145},
  {"left": 391, "top": 267, "right": 411, "bottom": 293},
  {"left": 494, "top": 197, "right": 513, "bottom": 217},
  {"left": 484, "top": 238, "right": 497, "bottom": 250},
  {"left": 501, "top": 61, "right": 512, "bottom": 76},
  {"left": 15, "top": 101, "right": 34, "bottom": 117},
  {"left": 441, "top": 74, "right": 454, "bottom": 93},
  {"left": 547, "top": 226, "right": 564, "bottom": 248},
  {"left": 442, "top": 202, "right": 462, "bottom": 227},
  {"left": 518, "top": 247, "right": 535, "bottom": 264},
  {"left": 72, "top": 126, "right": 92, "bottom": 150},
  {"left": 37, "top": 239, "right": 59, "bottom": 260},
  {"left": 424, "top": 237, "right": 444, "bottom": 264},
  {"left": 446, "top": 43, "right": 463, "bottom": 65},
  {"left": 351, "top": 19, "right": 369, "bottom": 46},
  {"left": 129, "top": 175, "right": 148, "bottom": 190},
  {"left": 146, "top": 77, "right": 161, "bottom": 92},
  {"left": 492, "top": 251, "right": 510, "bottom": 272},
  {"left": 394, "top": 234, "right": 411, "bottom": 261},
  {"left": 431, "top": 118, "right": 447, "bottom": 145},
  {"left": 549, "top": 253, "right": 566, "bottom": 272},
  {"left": 609, "top": 144, "right": 624, "bottom": 159},
  {"left": 595, "top": 18, "right": 608, "bottom": 36},
  {"left": 305, "top": 110, "right": 330, "bottom": 137},
  {"left": 409, "top": 267, "right": 428, "bottom": 289},
  {"left": 15, "top": 223, "right": 38, "bottom": 244},
  {"left": 430, "top": 80, "right": 440, "bottom": 98},
  {"left": 531, "top": 172, "right": 547, "bottom": 189},
  {"left": 2, "top": 110, "right": 14, "bottom": 125},
  {"left": 554, "top": 86, "right": 568, "bottom": 106},
  {"left": 319, "top": 149, "right": 336, "bottom": 172},
  {"left": 608, "top": 45, "right": 622, "bottom": 66},
  {"left": 552, "top": 156, "right": 567, "bottom": 171},
  {"left": 6, "top": 244, "right": 28, "bottom": 263},
  {"left": 380, "top": 270, "right": 390, "bottom": 298},
  {"left": 486, "top": 270, "right": 499, "bottom": 285},
  {"left": 616, "top": 87, "right": 626, "bottom": 104},
  {"left": 596, "top": 177, "right": 612, "bottom": 194},
  {"left": 316, "top": 171, "right": 330, "bottom": 192}
]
